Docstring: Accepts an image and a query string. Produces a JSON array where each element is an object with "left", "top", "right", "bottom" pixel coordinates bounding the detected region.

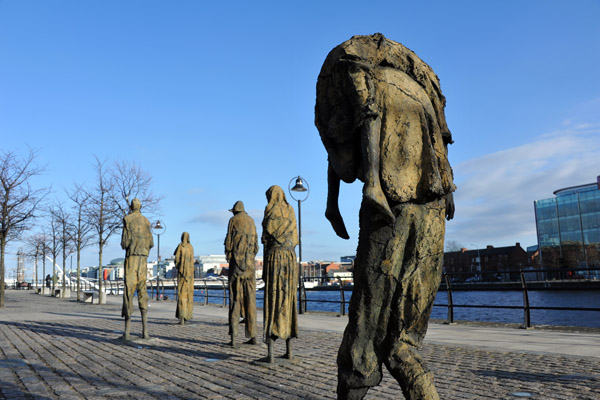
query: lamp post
[
  {"left": 470, "top": 243, "right": 481, "bottom": 279},
  {"left": 289, "top": 176, "right": 309, "bottom": 314},
  {"left": 152, "top": 220, "right": 166, "bottom": 287}
]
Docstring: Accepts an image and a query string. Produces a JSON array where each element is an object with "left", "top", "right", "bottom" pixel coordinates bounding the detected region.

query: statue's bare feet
[
  {"left": 364, "top": 184, "right": 394, "bottom": 223},
  {"left": 284, "top": 339, "right": 293, "bottom": 360},
  {"left": 120, "top": 333, "right": 130, "bottom": 341},
  {"left": 340, "top": 387, "right": 369, "bottom": 400},
  {"left": 325, "top": 205, "right": 350, "bottom": 239},
  {"left": 142, "top": 333, "right": 150, "bottom": 340}
]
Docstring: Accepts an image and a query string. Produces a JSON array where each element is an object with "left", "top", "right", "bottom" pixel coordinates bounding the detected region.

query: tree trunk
[
  {"left": 0, "top": 236, "right": 6, "bottom": 308},
  {"left": 34, "top": 255, "right": 38, "bottom": 290},
  {"left": 52, "top": 255, "right": 56, "bottom": 292},
  {"left": 98, "top": 242, "right": 103, "bottom": 304},
  {"left": 42, "top": 249, "right": 46, "bottom": 293},
  {"left": 77, "top": 244, "right": 81, "bottom": 301},
  {"left": 62, "top": 242, "right": 66, "bottom": 296}
]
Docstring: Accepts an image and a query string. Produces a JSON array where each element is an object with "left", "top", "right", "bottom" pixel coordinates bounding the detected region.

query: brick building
[{"left": 443, "top": 243, "right": 529, "bottom": 279}]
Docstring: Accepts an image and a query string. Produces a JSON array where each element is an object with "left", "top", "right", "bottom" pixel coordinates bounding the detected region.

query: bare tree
[
  {"left": 86, "top": 157, "right": 120, "bottom": 303},
  {"left": 50, "top": 201, "right": 75, "bottom": 297},
  {"left": 0, "top": 149, "right": 47, "bottom": 307},
  {"left": 109, "top": 160, "right": 163, "bottom": 218},
  {"left": 445, "top": 239, "right": 465, "bottom": 252},
  {"left": 86, "top": 157, "right": 163, "bottom": 303},
  {"left": 31, "top": 231, "right": 50, "bottom": 291},
  {"left": 47, "top": 211, "right": 61, "bottom": 292},
  {"left": 24, "top": 237, "right": 40, "bottom": 289},
  {"left": 67, "top": 184, "right": 93, "bottom": 301},
  {"left": 25, "top": 233, "right": 49, "bottom": 290}
]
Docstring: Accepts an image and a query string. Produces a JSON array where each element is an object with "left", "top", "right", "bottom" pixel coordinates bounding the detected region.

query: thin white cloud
[
  {"left": 189, "top": 209, "right": 230, "bottom": 227},
  {"left": 189, "top": 208, "right": 264, "bottom": 229},
  {"left": 447, "top": 124, "right": 600, "bottom": 249}
]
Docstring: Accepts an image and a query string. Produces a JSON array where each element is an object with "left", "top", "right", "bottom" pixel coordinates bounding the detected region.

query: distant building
[
  {"left": 16, "top": 250, "right": 25, "bottom": 283},
  {"left": 326, "top": 262, "right": 353, "bottom": 284},
  {"left": 526, "top": 245, "right": 540, "bottom": 268},
  {"left": 534, "top": 177, "right": 600, "bottom": 269},
  {"left": 195, "top": 255, "right": 227, "bottom": 277},
  {"left": 194, "top": 254, "right": 263, "bottom": 278},
  {"left": 443, "top": 243, "right": 528, "bottom": 277},
  {"left": 340, "top": 255, "right": 356, "bottom": 263},
  {"left": 153, "top": 258, "right": 175, "bottom": 279},
  {"left": 102, "top": 258, "right": 124, "bottom": 280}
]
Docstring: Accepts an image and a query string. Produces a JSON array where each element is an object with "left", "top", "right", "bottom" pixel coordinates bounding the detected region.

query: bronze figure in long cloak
[
  {"left": 261, "top": 185, "right": 299, "bottom": 363},
  {"left": 174, "top": 232, "right": 194, "bottom": 325}
]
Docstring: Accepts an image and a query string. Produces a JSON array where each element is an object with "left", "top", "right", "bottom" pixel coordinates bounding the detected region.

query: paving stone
[{"left": 1, "top": 291, "right": 599, "bottom": 399}]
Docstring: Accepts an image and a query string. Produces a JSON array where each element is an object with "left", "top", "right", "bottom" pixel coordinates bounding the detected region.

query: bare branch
[
  {"left": 445, "top": 240, "right": 465, "bottom": 252},
  {"left": 84, "top": 156, "right": 119, "bottom": 298},
  {"left": 108, "top": 160, "right": 163, "bottom": 219},
  {"left": 0, "top": 149, "right": 48, "bottom": 307}
]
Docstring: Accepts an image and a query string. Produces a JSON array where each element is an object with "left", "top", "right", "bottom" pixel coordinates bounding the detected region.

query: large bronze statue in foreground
[
  {"left": 225, "top": 201, "right": 259, "bottom": 347},
  {"left": 315, "top": 33, "right": 456, "bottom": 399},
  {"left": 174, "top": 232, "right": 194, "bottom": 325},
  {"left": 261, "top": 185, "right": 299, "bottom": 363},
  {"left": 121, "top": 198, "right": 154, "bottom": 340}
]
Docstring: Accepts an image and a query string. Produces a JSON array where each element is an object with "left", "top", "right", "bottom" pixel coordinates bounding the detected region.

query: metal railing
[
  {"left": 147, "top": 278, "right": 230, "bottom": 307},
  {"left": 191, "top": 275, "right": 350, "bottom": 315},
  {"left": 149, "top": 278, "right": 166, "bottom": 300},
  {"left": 196, "top": 279, "right": 230, "bottom": 308},
  {"left": 28, "top": 268, "right": 599, "bottom": 328},
  {"left": 436, "top": 270, "right": 600, "bottom": 328},
  {"left": 439, "top": 267, "right": 600, "bottom": 286},
  {"left": 298, "top": 276, "right": 351, "bottom": 316}
]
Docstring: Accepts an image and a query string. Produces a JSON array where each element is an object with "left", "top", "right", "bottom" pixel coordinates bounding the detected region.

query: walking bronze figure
[
  {"left": 315, "top": 33, "right": 456, "bottom": 399},
  {"left": 121, "top": 198, "right": 154, "bottom": 340},
  {"left": 225, "top": 201, "right": 259, "bottom": 347}
]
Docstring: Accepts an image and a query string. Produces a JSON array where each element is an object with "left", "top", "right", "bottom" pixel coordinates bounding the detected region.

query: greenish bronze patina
[
  {"left": 225, "top": 201, "right": 259, "bottom": 347},
  {"left": 261, "top": 185, "right": 299, "bottom": 363},
  {"left": 174, "top": 232, "right": 194, "bottom": 325},
  {"left": 315, "top": 33, "right": 456, "bottom": 400},
  {"left": 121, "top": 198, "right": 154, "bottom": 340}
]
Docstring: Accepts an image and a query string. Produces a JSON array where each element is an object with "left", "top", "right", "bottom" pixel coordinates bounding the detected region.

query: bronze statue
[
  {"left": 224, "top": 201, "right": 259, "bottom": 347},
  {"left": 120, "top": 198, "right": 154, "bottom": 340},
  {"left": 315, "top": 33, "right": 456, "bottom": 400},
  {"left": 174, "top": 232, "right": 194, "bottom": 325},
  {"left": 261, "top": 185, "right": 299, "bottom": 363}
]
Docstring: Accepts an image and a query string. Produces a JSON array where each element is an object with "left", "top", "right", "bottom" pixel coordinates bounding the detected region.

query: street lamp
[
  {"left": 470, "top": 243, "right": 482, "bottom": 278},
  {"left": 289, "top": 176, "right": 309, "bottom": 314},
  {"left": 152, "top": 220, "right": 166, "bottom": 277}
]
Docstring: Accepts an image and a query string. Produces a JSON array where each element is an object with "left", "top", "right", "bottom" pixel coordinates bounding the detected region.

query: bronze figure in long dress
[
  {"left": 174, "top": 232, "right": 194, "bottom": 325},
  {"left": 261, "top": 185, "right": 299, "bottom": 363}
]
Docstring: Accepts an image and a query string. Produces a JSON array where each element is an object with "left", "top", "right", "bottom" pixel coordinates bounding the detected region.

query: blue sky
[{"left": 1, "top": 1, "right": 599, "bottom": 276}]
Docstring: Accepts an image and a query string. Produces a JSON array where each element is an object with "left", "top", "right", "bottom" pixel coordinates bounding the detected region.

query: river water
[{"left": 158, "top": 288, "right": 600, "bottom": 328}]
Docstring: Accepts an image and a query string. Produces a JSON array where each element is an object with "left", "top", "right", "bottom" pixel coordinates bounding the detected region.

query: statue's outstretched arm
[
  {"left": 445, "top": 191, "right": 455, "bottom": 221},
  {"left": 325, "top": 161, "right": 350, "bottom": 239},
  {"left": 361, "top": 112, "right": 394, "bottom": 223},
  {"left": 444, "top": 142, "right": 455, "bottom": 221}
]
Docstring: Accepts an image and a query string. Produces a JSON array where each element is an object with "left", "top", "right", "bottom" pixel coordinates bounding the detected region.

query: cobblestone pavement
[{"left": 1, "top": 291, "right": 599, "bottom": 399}]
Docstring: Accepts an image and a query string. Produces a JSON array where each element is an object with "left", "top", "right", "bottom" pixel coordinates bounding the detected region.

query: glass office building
[{"left": 534, "top": 177, "right": 600, "bottom": 269}]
